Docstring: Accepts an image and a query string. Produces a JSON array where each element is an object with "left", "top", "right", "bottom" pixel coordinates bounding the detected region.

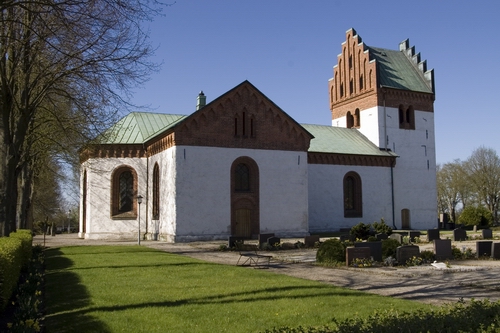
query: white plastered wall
[
  {"left": 170, "top": 146, "right": 309, "bottom": 242},
  {"left": 332, "top": 105, "right": 437, "bottom": 230},
  {"left": 308, "top": 164, "right": 394, "bottom": 232},
  {"left": 79, "top": 157, "right": 148, "bottom": 240}
]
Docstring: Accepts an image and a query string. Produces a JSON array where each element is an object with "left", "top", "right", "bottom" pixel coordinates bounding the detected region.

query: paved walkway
[{"left": 34, "top": 234, "right": 500, "bottom": 306}]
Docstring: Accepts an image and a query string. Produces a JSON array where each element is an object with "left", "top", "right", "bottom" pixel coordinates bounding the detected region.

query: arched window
[
  {"left": 111, "top": 165, "right": 137, "bottom": 218},
  {"left": 346, "top": 111, "right": 354, "bottom": 128},
  {"left": 343, "top": 171, "right": 362, "bottom": 218},
  {"left": 235, "top": 163, "right": 250, "bottom": 191},
  {"left": 354, "top": 108, "right": 361, "bottom": 127},
  {"left": 152, "top": 163, "right": 160, "bottom": 220}
]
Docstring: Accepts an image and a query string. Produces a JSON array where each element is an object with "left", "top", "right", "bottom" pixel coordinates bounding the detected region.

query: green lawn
[{"left": 44, "top": 246, "right": 432, "bottom": 333}]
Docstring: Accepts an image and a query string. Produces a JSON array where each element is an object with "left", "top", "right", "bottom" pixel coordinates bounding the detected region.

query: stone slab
[
  {"left": 376, "top": 233, "right": 388, "bottom": 240},
  {"left": 389, "top": 233, "right": 403, "bottom": 244},
  {"left": 476, "top": 241, "right": 493, "bottom": 258},
  {"left": 258, "top": 233, "right": 275, "bottom": 245},
  {"left": 396, "top": 245, "right": 420, "bottom": 265},
  {"left": 354, "top": 241, "right": 382, "bottom": 262},
  {"left": 482, "top": 229, "right": 493, "bottom": 239},
  {"left": 453, "top": 228, "right": 467, "bottom": 241},
  {"left": 346, "top": 247, "right": 371, "bottom": 266},
  {"left": 433, "top": 239, "right": 453, "bottom": 260},
  {"left": 408, "top": 231, "right": 421, "bottom": 242},
  {"left": 427, "top": 229, "right": 440, "bottom": 242},
  {"left": 304, "top": 235, "right": 320, "bottom": 247},
  {"left": 491, "top": 243, "right": 500, "bottom": 259}
]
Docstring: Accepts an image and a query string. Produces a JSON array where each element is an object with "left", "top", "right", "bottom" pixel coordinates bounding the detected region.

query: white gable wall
[
  {"left": 171, "top": 146, "right": 309, "bottom": 242},
  {"left": 308, "top": 164, "right": 393, "bottom": 232}
]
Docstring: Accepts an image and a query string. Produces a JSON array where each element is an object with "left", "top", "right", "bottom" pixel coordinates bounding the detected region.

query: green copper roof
[
  {"left": 368, "top": 46, "right": 433, "bottom": 94},
  {"left": 99, "top": 112, "right": 187, "bottom": 144},
  {"left": 301, "top": 124, "right": 397, "bottom": 157}
]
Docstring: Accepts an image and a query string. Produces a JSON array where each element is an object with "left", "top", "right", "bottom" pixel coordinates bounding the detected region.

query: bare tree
[
  {"left": 0, "top": 0, "right": 165, "bottom": 236},
  {"left": 437, "top": 162, "right": 461, "bottom": 222},
  {"left": 464, "top": 147, "right": 500, "bottom": 224}
]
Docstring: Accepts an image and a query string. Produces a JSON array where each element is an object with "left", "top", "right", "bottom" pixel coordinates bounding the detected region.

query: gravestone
[
  {"left": 427, "top": 229, "right": 440, "bottom": 242},
  {"left": 476, "top": 241, "right": 493, "bottom": 258},
  {"left": 453, "top": 228, "right": 467, "bottom": 241},
  {"left": 389, "top": 233, "right": 403, "bottom": 244},
  {"left": 346, "top": 247, "right": 371, "bottom": 266},
  {"left": 408, "top": 231, "right": 421, "bottom": 242},
  {"left": 482, "top": 229, "right": 493, "bottom": 239},
  {"left": 376, "top": 233, "right": 388, "bottom": 240},
  {"left": 258, "top": 233, "right": 275, "bottom": 246},
  {"left": 267, "top": 236, "right": 281, "bottom": 247},
  {"left": 491, "top": 243, "right": 500, "bottom": 259},
  {"left": 228, "top": 236, "right": 245, "bottom": 248},
  {"left": 304, "top": 235, "right": 320, "bottom": 247},
  {"left": 396, "top": 245, "right": 420, "bottom": 265},
  {"left": 354, "top": 241, "right": 382, "bottom": 262},
  {"left": 339, "top": 234, "right": 352, "bottom": 242},
  {"left": 433, "top": 239, "right": 453, "bottom": 260}
]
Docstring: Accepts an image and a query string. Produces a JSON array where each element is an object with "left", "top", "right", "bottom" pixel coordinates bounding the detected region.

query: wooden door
[{"left": 234, "top": 208, "right": 251, "bottom": 238}]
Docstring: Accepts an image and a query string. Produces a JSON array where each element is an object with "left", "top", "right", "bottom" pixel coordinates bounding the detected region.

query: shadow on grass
[{"left": 44, "top": 248, "right": 112, "bottom": 333}]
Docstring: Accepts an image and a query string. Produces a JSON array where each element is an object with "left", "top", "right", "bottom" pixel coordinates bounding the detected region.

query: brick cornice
[
  {"left": 308, "top": 152, "right": 396, "bottom": 167},
  {"left": 80, "top": 144, "right": 146, "bottom": 162}
]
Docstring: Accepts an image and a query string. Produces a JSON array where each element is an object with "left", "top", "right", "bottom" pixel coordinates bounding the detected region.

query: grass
[{"left": 44, "top": 246, "right": 433, "bottom": 333}]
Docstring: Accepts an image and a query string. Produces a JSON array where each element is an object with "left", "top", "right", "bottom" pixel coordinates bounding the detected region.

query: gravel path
[{"left": 35, "top": 234, "right": 500, "bottom": 306}]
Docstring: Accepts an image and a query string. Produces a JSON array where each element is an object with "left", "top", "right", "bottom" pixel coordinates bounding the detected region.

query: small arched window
[
  {"left": 346, "top": 111, "right": 354, "bottom": 128},
  {"left": 354, "top": 108, "right": 361, "bottom": 127},
  {"left": 343, "top": 171, "right": 362, "bottom": 218},
  {"left": 111, "top": 166, "right": 137, "bottom": 218},
  {"left": 152, "top": 163, "right": 160, "bottom": 220}
]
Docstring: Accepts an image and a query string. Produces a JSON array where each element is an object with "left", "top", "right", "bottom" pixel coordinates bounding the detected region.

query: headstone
[
  {"left": 408, "top": 231, "right": 421, "bottom": 242},
  {"left": 476, "top": 241, "right": 493, "bottom": 258},
  {"left": 389, "top": 233, "right": 403, "bottom": 244},
  {"left": 434, "top": 239, "right": 453, "bottom": 260},
  {"left": 346, "top": 247, "right": 371, "bottom": 266},
  {"left": 304, "top": 235, "right": 320, "bottom": 247},
  {"left": 228, "top": 236, "right": 245, "bottom": 248},
  {"left": 427, "top": 229, "right": 440, "bottom": 242},
  {"left": 491, "top": 243, "right": 500, "bottom": 259},
  {"left": 354, "top": 241, "right": 382, "bottom": 262},
  {"left": 258, "top": 233, "right": 275, "bottom": 246},
  {"left": 482, "top": 229, "right": 493, "bottom": 239},
  {"left": 267, "top": 236, "right": 281, "bottom": 247},
  {"left": 396, "top": 245, "right": 420, "bottom": 265},
  {"left": 453, "top": 228, "right": 467, "bottom": 241},
  {"left": 339, "top": 234, "right": 351, "bottom": 242},
  {"left": 376, "top": 233, "right": 388, "bottom": 240}
]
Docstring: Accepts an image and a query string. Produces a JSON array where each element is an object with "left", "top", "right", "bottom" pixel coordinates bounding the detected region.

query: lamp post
[
  {"left": 68, "top": 209, "right": 71, "bottom": 233},
  {"left": 137, "top": 195, "right": 143, "bottom": 245}
]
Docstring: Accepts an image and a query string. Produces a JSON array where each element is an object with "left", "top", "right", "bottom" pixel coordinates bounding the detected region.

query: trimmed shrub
[
  {"left": 372, "top": 219, "right": 392, "bottom": 236},
  {"left": 0, "top": 237, "right": 23, "bottom": 311},
  {"left": 316, "top": 239, "right": 345, "bottom": 263},
  {"left": 9, "top": 229, "right": 33, "bottom": 269},
  {"left": 349, "top": 222, "right": 371, "bottom": 240},
  {"left": 381, "top": 238, "right": 400, "bottom": 258}
]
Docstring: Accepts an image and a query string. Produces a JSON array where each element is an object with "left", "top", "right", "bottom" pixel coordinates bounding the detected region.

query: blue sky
[{"left": 131, "top": 0, "right": 500, "bottom": 165}]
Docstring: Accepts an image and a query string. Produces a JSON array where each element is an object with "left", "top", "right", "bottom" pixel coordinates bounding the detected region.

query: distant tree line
[
  {"left": 0, "top": 0, "right": 166, "bottom": 237},
  {"left": 437, "top": 146, "right": 500, "bottom": 226}
]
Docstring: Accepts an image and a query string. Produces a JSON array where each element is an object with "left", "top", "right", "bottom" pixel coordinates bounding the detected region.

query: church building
[{"left": 79, "top": 28, "right": 437, "bottom": 241}]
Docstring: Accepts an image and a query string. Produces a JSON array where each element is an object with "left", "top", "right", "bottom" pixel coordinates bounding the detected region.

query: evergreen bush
[{"left": 316, "top": 239, "right": 345, "bottom": 263}]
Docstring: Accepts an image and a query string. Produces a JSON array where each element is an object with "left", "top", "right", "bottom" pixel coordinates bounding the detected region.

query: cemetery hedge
[
  {"left": 263, "top": 299, "right": 500, "bottom": 333},
  {"left": 0, "top": 229, "right": 33, "bottom": 311}
]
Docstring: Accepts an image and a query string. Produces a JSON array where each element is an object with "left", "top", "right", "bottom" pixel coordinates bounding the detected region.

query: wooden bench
[{"left": 237, "top": 251, "right": 272, "bottom": 268}]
